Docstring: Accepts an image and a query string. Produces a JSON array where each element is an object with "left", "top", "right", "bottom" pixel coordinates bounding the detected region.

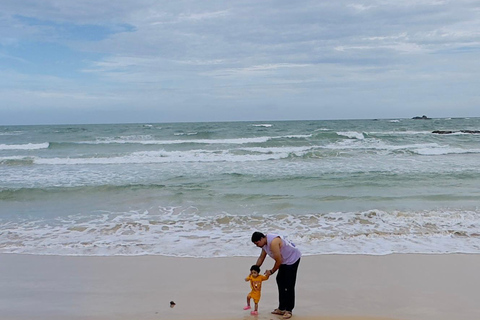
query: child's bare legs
[
  {"left": 243, "top": 294, "right": 252, "bottom": 310},
  {"left": 249, "top": 300, "right": 259, "bottom": 315},
  {"left": 245, "top": 294, "right": 261, "bottom": 315}
]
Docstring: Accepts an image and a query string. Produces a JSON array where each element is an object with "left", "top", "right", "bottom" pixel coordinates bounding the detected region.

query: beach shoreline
[{"left": 1, "top": 253, "right": 479, "bottom": 320}]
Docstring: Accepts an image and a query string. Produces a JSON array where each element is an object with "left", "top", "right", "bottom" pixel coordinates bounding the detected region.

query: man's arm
[
  {"left": 266, "top": 237, "right": 282, "bottom": 276},
  {"left": 256, "top": 249, "right": 267, "bottom": 267}
]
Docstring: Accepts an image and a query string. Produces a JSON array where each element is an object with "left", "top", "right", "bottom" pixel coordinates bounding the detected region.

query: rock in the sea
[
  {"left": 432, "top": 130, "right": 480, "bottom": 134},
  {"left": 412, "top": 115, "right": 431, "bottom": 120}
]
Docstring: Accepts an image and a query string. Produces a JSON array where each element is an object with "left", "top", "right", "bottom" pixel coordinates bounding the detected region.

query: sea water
[{"left": 1, "top": 118, "right": 480, "bottom": 257}]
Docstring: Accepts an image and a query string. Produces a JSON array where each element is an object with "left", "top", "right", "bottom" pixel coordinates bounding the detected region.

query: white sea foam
[
  {"left": 0, "top": 156, "right": 34, "bottom": 164},
  {"left": 101, "top": 135, "right": 154, "bottom": 142},
  {"left": 13, "top": 141, "right": 477, "bottom": 166},
  {"left": 240, "top": 146, "right": 313, "bottom": 154},
  {"left": 2, "top": 208, "right": 480, "bottom": 257},
  {"left": 83, "top": 136, "right": 272, "bottom": 145},
  {"left": 284, "top": 134, "right": 312, "bottom": 139},
  {"left": 30, "top": 146, "right": 314, "bottom": 165},
  {"left": 413, "top": 147, "right": 480, "bottom": 155},
  {"left": 0, "top": 131, "right": 23, "bottom": 136},
  {"left": 0, "top": 143, "right": 49, "bottom": 150},
  {"left": 324, "top": 139, "right": 451, "bottom": 154},
  {"left": 173, "top": 132, "right": 198, "bottom": 136},
  {"left": 79, "top": 134, "right": 313, "bottom": 146},
  {"left": 367, "top": 131, "right": 432, "bottom": 136},
  {"left": 252, "top": 124, "right": 272, "bottom": 127},
  {"left": 337, "top": 131, "right": 365, "bottom": 140}
]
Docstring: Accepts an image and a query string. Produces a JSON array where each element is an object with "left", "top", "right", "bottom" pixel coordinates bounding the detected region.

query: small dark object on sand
[{"left": 170, "top": 301, "right": 176, "bottom": 308}]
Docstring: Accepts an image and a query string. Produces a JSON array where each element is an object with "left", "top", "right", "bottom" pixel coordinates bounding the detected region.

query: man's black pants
[{"left": 276, "top": 258, "right": 300, "bottom": 312}]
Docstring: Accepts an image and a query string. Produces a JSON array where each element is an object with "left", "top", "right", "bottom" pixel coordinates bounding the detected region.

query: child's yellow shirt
[{"left": 246, "top": 274, "right": 268, "bottom": 293}]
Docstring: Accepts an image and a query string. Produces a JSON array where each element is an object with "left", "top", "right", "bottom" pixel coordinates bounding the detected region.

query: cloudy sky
[{"left": 1, "top": 0, "right": 479, "bottom": 125}]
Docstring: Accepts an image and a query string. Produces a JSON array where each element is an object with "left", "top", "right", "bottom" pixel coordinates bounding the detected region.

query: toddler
[{"left": 244, "top": 265, "right": 269, "bottom": 315}]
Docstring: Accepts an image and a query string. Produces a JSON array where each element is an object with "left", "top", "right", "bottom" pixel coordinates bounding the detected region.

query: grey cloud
[{"left": 1, "top": 0, "right": 480, "bottom": 124}]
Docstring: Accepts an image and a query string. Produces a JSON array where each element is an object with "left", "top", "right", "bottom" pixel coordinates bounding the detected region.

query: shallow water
[{"left": 1, "top": 118, "right": 480, "bottom": 256}]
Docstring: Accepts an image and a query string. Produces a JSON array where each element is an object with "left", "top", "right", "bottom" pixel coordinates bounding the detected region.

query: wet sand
[{"left": 1, "top": 254, "right": 479, "bottom": 320}]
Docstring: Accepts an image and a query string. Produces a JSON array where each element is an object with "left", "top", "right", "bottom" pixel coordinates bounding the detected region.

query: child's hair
[{"left": 250, "top": 265, "right": 260, "bottom": 273}]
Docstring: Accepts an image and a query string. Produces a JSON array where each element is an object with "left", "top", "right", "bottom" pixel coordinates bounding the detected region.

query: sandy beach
[{"left": 1, "top": 254, "right": 479, "bottom": 320}]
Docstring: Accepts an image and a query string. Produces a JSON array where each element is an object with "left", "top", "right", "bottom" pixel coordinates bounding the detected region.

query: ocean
[{"left": 1, "top": 118, "right": 480, "bottom": 257}]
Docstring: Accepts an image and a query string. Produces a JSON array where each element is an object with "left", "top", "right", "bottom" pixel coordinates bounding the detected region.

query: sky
[{"left": 1, "top": 0, "right": 480, "bottom": 125}]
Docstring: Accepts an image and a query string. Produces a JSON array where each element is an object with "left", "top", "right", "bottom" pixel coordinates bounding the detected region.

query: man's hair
[
  {"left": 250, "top": 265, "right": 260, "bottom": 273},
  {"left": 251, "top": 231, "right": 265, "bottom": 243}
]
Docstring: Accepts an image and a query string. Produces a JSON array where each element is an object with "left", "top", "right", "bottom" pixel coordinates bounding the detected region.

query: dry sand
[{"left": 1, "top": 254, "right": 479, "bottom": 320}]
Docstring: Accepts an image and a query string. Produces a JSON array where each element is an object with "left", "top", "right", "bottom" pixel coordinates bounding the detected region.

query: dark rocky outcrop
[
  {"left": 432, "top": 130, "right": 480, "bottom": 134},
  {"left": 412, "top": 115, "right": 431, "bottom": 120}
]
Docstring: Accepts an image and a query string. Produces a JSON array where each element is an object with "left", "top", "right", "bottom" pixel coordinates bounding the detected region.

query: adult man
[{"left": 251, "top": 231, "right": 301, "bottom": 319}]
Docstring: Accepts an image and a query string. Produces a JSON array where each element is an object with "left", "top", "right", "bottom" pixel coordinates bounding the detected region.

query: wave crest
[
  {"left": 0, "top": 143, "right": 49, "bottom": 150},
  {"left": 2, "top": 208, "right": 480, "bottom": 257}
]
